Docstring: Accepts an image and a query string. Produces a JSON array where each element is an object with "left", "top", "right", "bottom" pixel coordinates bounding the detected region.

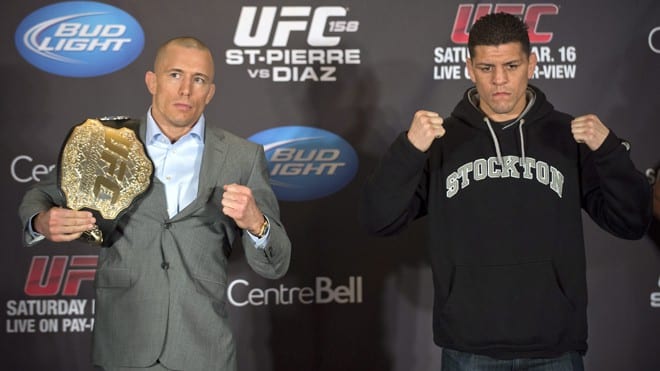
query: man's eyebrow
[
  {"left": 164, "top": 68, "right": 211, "bottom": 80},
  {"left": 193, "top": 72, "right": 211, "bottom": 80},
  {"left": 475, "top": 59, "right": 522, "bottom": 66}
]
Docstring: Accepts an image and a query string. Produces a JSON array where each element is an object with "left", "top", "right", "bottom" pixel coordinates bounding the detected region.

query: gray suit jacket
[{"left": 18, "top": 120, "right": 291, "bottom": 371}]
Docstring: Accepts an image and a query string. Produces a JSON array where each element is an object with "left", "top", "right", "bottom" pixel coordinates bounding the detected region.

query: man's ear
[
  {"left": 466, "top": 58, "right": 476, "bottom": 83},
  {"left": 145, "top": 71, "right": 156, "bottom": 95},
  {"left": 527, "top": 53, "right": 538, "bottom": 79},
  {"left": 205, "top": 83, "right": 216, "bottom": 105}
]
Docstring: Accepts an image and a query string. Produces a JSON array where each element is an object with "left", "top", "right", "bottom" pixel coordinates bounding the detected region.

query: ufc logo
[
  {"left": 451, "top": 3, "right": 559, "bottom": 44},
  {"left": 234, "top": 6, "right": 347, "bottom": 47},
  {"left": 95, "top": 130, "right": 132, "bottom": 204},
  {"left": 24, "top": 255, "right": 97, "bottom": 296}
]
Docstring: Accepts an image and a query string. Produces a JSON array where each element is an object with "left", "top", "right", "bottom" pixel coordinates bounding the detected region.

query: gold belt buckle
[{"left": 59, "top": 118, "right": 153, "bottom": 245}]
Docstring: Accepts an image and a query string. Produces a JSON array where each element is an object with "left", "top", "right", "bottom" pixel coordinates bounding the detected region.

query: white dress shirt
[{"left": 146, "top": 109, "right": 269, "bottom": 247}]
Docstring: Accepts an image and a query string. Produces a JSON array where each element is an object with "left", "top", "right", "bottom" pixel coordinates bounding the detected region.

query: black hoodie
[{"left": 361, "top": 85, "right": 651, "bottom": 359}]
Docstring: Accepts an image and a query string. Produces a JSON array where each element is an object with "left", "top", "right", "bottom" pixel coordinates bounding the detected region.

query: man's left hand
[
  {"left": 221, "top": 183, "right": 265, "bottom": 235},
  {"left": 571, "top": 114, "right": 610, "bottom": 151}
]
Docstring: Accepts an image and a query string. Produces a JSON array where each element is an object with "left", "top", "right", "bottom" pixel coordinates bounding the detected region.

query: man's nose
[
  {"left": 492, "top": 67, "right": 508, "bottom": 85},
  {"left": 178, "top": 78, "right": 192, "bottom": 96}
]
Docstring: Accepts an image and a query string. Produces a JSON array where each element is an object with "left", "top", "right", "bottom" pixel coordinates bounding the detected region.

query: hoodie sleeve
[
  {"left": 580, "top": 131, "right": 652, "bottom": 239},
  {"left": 359, "top": 132, "right": 431, "bottom": 236}
]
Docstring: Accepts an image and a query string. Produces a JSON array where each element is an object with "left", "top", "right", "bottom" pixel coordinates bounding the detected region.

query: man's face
[
  {"left": 466, "top": 42, "right": 537, "bottom": 122},
  {"left": 145, "top": 44, "right": 216, "bottom": 133}
]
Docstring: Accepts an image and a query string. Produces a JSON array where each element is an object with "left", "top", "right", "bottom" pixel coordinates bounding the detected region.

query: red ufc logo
[
  {"left": 451, "top": 3, "right": 559, "bottom": 44},
  {"left": 24, "top": 255, "right": 98, "bottom": 296}
]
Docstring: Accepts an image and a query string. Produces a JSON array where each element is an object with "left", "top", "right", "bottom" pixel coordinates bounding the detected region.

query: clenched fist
[
  {"left": 221, "top": 183, "right": 265, "bottom": 235},
  {"left": 571, "top": 114, "right": 610, "bottom": 151},
  {"left": 406, "top": 110, "right": 445, "bottom": 152}
]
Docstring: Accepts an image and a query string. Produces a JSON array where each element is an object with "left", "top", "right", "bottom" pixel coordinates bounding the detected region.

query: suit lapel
[
  {"left": 136, "top": 120, "right": 171, "bottom": 220},
  {"left": 139, "top": 120, "right": 236, "bottom": 221},
  {"left": 172, "top": 126, "right": 228, "bottom": 220}
]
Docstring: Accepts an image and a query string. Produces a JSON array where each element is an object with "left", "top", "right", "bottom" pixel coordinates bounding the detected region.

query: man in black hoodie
[{"left": 361, "top": 12, "right": 651, "bottom": 371}]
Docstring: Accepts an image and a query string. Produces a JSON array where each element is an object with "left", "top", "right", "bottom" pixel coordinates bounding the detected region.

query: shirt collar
[{"left": 146, "top": 107, "right": 205, "bottom": 145}]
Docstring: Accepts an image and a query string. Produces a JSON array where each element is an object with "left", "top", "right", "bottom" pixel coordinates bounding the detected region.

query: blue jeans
[{"left": 441, "top": 348, "right": 584, "bottom": 371}]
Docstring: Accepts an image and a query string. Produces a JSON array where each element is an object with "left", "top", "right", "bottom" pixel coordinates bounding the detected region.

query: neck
[{"left": 158, "top": 122, "right": 195, "bottom": 143}]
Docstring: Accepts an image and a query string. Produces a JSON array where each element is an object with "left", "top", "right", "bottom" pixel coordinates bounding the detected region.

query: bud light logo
[
  {"left": 15, "top": 1, "right": 144, "bottom": 77},
  {"left": 249, "top": 126, "right": 358, "bottom": 201}
]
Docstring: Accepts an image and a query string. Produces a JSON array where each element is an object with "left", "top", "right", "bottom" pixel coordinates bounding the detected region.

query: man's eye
[
  {"left": 506, "top": 64, "right": 519, "bottom": 70},
  {"left": 480, "top": 66, "right": 492, "bottom": 72},
  {"left": 194, "top": 77, "right": 207, "bottom": 84},
  {"left": 169, "top": 72, "right": 181, "bottom": 79}
]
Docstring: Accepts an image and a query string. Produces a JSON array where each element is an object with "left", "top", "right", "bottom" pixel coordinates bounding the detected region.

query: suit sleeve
[
  {"left": 18, "top": 170, "right": 65, "bottom": 246},
  {"left": 580, "top": 132, "right": 652, "bottom": 239},
  {"left": 241, "top": 145, "right": 291, "bottom": 279}
]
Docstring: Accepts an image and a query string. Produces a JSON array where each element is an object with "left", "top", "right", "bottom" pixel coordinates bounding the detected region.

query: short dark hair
[{"left": 468, "top": 13, "right": 530, "bottom": 58}]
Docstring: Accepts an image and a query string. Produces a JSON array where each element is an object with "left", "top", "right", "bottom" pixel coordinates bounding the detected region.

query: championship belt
[{"left": 58, "top": 117, "right": 153, "bottom": 245}]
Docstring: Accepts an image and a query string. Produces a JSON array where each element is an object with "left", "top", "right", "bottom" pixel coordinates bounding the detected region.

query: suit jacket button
[
  {"left": 163, "top": 223, "right": 171, "bottom": 229},
  {"left": 161, "top": 262, "right": 170, "bottom": 270}
]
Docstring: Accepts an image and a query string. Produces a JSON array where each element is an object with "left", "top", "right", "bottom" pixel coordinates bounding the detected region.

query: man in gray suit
[{"left": 18, "top": 36, "right": 291, "bottom": 371}]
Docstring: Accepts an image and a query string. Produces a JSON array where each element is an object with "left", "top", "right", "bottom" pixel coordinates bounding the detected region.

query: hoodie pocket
[{"left": 441, "top": 260, "right": 574, "bottom": 348}]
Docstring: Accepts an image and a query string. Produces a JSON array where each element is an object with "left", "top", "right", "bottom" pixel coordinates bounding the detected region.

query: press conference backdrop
[{"left": 2, "top": 1, "right": 659, "bottom": 370}]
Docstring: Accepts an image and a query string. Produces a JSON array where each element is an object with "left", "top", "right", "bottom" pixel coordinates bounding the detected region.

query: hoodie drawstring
[
  {"left": 484, "top": 117, "right": 504, "bottom": 166},
  {"left": 483, "top": 117, "right": 527, "bottom": 166},
  {"left": 479, "top": 88, "right": 536, "bottom": 166},
  {"left": 518, "top": 119, "right": 526, "bottom": 166}
]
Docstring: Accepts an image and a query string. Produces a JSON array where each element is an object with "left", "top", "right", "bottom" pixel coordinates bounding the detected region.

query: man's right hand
[
  {"left": 33, "top": 207, "right": 96, "bottom": 242},
  {"left": 406, "top": 110, "right": 445, "bottom": 152}
]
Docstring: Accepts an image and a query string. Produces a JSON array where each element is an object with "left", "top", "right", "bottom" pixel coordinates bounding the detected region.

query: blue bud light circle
[
  {"left": 249, "top": 126, "right": 359, "bottom": 201},
  {"left": 15, "top": 1, "right": 145, "bottom": 77}
]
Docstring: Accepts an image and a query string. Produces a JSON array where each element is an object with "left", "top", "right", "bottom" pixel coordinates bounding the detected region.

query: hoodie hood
[{"left": 450, "top": 84, "right": 554, "bottom": 166}]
